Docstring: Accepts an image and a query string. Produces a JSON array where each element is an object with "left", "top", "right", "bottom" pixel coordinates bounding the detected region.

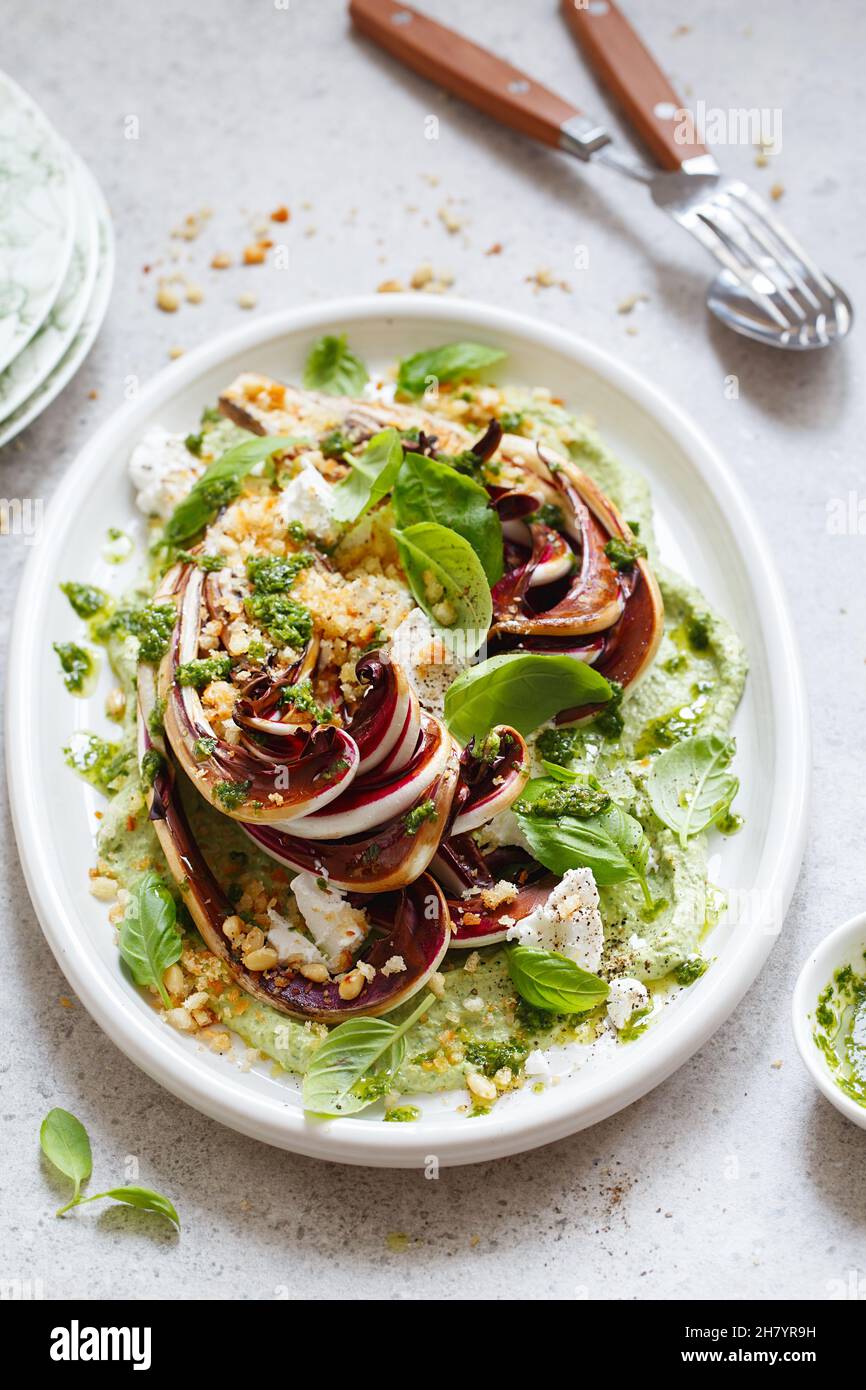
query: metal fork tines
[{"left": 667, "top": 179, "right": 850, "bottom": 347}]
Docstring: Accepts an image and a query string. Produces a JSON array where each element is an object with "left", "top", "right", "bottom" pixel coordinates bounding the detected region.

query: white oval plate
[
  {"left": 7, "top": 297, "right": 809, "bottom": 1167},
  {"left": 0, "top": 73, "right": 75, "bottom": 374}
]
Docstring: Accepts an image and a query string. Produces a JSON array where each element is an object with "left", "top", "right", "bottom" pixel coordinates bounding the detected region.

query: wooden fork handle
[
  {"left": 350, "top": 0, "right": 581, "bottom": 149},
  {"left": 560, "top": 0, "right": 708, "bottom": 170}
]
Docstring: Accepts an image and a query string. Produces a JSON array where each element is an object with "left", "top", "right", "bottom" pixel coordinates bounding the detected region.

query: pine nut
[
  {"left": 466, "top": 1072, "right": 497, "bottom": 1102},
  {"left": 243, "top": 947, "right": 279, "bottom": 972},
  {"left": 163, "top": 964, "right": 185, "bottom": 998},
  {"left": 338, "top": 969, "right": 365, "bottom": 1001},
  {"left": 300, "top": 962, "right": 329, "bottom": 983},
  {"left": 222, "top": 914, "right": 245, "bottom": 942}
]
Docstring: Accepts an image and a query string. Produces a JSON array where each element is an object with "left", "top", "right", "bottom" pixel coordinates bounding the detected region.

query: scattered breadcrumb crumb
[
  {"left": 485, "top": 242, "right": 503, "bottom": 256},
  {"left": 769, "top": 182, "right": 785, "bottom": 201},
  {"left": 526, "top": 267, "right": 571, "bottom": 293},
  {"left": 238, "top": 291, "right": 257, "bottom": 309},
  {"left": 211, "top": 251, "right": 232, "bottom": 270},
  {"left": 185, "top": 283, "right": 204, "bottom": 304},
  {"left": 409, "top": 262, "right": 454, "bottom": 294},
  {"left": 618, "top": 292, "right": 649, "bottom": 314},
  {"left": 410, "top": 262, "right": 434, "bottom": 289},
  {"left": 171, "top": 208, "right": 212, "bottom": 242},
  {"left": 271, "top": 204, "right": 290, "bottom": 222},
  {"left": 156, "top": 282, "right": 180, "bottom": 312},
  {"left": 168, "top": 346, "right": 184, "bottom": 359},
  {"left": 377, "top": 278, "right": 405, "bottom": 293},
  {"left": 437, "top": 205, "right": 464, "bottom": 234}
]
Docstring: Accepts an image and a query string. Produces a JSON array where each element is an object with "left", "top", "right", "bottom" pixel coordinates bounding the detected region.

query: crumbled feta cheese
[
  {"left": 128, "top": 426, "right": 204, "bottom": 519},
  {"left": 473, "top": 807, "right": 532, "bottom": 857},
  {"left": 291, "top": 871, "right": 368, "bottom": 968},
  {"left": 277, "top": 461, "right": 338, "bottom": 545},
  {"left": 524, "top": 1049, "right": 551, "bottom": 1078},
  {"left": 389, "top": 607, "right": 467, "bottom": 717},
  {"left": 506, "top": 867, "right": 603, "bottom": 972},
  {"left": 463, "top": 995, "right": 485, "bottom": 1013},
  {"left": 606, "top": 977, "right": 649, "bottom": 1030},
  {"left": 266, "top": 909, "right": 327, "bottom": 966}
]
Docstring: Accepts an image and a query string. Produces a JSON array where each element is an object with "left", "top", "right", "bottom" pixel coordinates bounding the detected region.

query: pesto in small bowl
[{"left": 813, "top": 955, "right": 866, "bottom": 1109}]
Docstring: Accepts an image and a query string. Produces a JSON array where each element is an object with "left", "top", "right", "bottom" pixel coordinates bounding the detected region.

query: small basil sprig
[
  {"left": 508, "top": 947, "right": 609, "bottom": 1015},
  {"left": 162, "top": 434, "right": 295, "bottom": 547},
  {"left": 444, "top": 652, "right": 611, "bottom": 745},
  {"left": 392, "top": 451, "right": 504, "bottom": 585},
  {"left": 40, "top": 1108, "right": 91, "bottom": 1211},
  {"left": 118, "top": 872, "right": 183, "bottom": 1007},
  {"left": 396, "top": 341, "right": 506, "bottom": 396},
  {"left": 645, "top": 734, "right": 739, "bottom": 848},
  {"left": 331, "top": 427, "right": 404, "bottom": 523},
  {"left": 516, "top": 777, "right": 655, "bottom": 910},
  {"left": 40, "top": 1108, "right": 179, "bottom": 1226},
  {"left": 303, "top": 333, "right": 368, "bottom": 395},
  {"left": 392, "top": 521, "right": 492, "bottom": 656},
  {"left": 303, "top": 992, "right": 433, "bottom": 1116}
]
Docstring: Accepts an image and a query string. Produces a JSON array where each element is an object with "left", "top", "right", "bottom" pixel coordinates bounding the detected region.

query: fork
[{"left": 350, "top": 0, "right": 852, "bottom": 350}]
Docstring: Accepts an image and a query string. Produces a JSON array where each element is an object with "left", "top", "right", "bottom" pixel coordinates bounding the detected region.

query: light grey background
[{"left": 2, "top": 0, "right": 864, "bottom": 1301}]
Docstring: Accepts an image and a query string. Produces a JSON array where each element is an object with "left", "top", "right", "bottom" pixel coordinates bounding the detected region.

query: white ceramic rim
[
  {"left": 7, "top": 296, "right": 811, "bottom": 1166},
  {"left": 792, "top": 911, "right": 866, "bottom": 1129}
]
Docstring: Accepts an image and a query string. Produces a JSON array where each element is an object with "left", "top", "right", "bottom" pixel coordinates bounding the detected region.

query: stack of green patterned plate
[{"left": 0, "top": 72, "right": 114, "bottom": 447}]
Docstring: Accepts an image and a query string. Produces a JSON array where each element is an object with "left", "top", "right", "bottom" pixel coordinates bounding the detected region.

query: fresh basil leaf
[
  {"left": 303, "top": 993, "right": 433, "bottom": 1116},
  {"left": 397, "top": 341, "right": 506, "bottom": 396},
  {"left": 541, "top": 759, "right": 579, "bottom": 783},
  {"left": 81, "top": 1186, "right": 180, "bottom": 1228},
  {"left": 331, "top": 427, "right": 403, "bottom": 523},
  {"left": 162, "top": 435, "right": 294, "bottom": 546},
  {"left": 392, "top": 521, "right": 492, "bottom": 656},
  {"left": 392, "top": 452, "right": 504, "bottom": 585},
  {"left": 645, "top": 734, "right": 739, "bottom": 848},
  {"left": 507, "top": 947, "right": 608, "bottom": 1015},
  {"left": 118, "top": 871, "right": 182, "bottom": 1007},
  {"left": 40, "top": 1108, "right": 92, "bottom": 1209},
  {"left": 444, "top": 653, "right": 610, "bottom": 745},
  {"left": 303, "top": 333, "right": 368, "bottom": 395},
  {"left": 516, "top": 777, "right": 654, "bottom": 908}
]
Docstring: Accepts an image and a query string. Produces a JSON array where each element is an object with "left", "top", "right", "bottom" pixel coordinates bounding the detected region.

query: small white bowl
[{"left": 792, "top": 912, "right": 866, "bottom": 1130}]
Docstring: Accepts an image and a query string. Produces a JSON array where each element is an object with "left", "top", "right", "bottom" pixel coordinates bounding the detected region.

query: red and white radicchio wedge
[{"left": 489, "top": 436, "right": 665, "bottom": 720}]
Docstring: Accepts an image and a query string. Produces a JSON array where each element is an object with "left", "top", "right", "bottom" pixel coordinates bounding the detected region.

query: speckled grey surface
[{"left": 2, "top": 0, "right": 865, "bottom": 1301}]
